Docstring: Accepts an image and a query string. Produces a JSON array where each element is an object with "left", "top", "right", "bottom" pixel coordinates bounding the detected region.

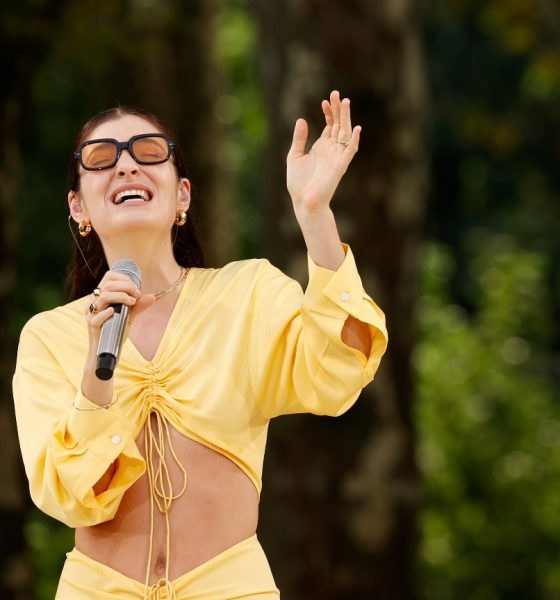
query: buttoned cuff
[
  {"left": 305, "top": 244, "right": 384, "bottom": 320},
  {"left": 304, "top": 243, "right": 388, "bottom": 380},
  {"left": 66, "top": 391, "right": 138, "bottom": 463}
]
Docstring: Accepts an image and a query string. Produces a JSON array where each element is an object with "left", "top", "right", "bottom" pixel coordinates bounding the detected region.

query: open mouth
[{"left": 112, "top": 189, "right": 153, "bottom": 205}]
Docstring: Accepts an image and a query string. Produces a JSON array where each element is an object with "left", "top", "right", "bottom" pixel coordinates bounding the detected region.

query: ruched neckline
[{"left": 125, "top": 268, "right": 195, "bottom": 366}]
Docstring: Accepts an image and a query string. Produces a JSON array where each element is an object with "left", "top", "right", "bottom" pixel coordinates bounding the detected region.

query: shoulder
[
  {"left": 189, "top": 259, "right": 301, "bottom": 309},
  {"left": 193, "top": 258, "right": 291, "bottom": 293},
  {"left": 204, "top": 257, "right": 278, "bottom": 280},
  {"left": 15, "top": 299, "right": 90, "bottom": 392},
  {"left": 19, "top": 297, "right": 86, "bottom": 346}
]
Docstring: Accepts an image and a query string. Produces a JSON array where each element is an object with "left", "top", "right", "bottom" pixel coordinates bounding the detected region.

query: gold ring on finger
[
  {"left": 337, "top": 139, "right": 350, "bottom": 146},
  {"left": 93, "top": 287, "right": 101, "bottom": 297},
  {"left": 89, "top": 302, "right": 98, "bottom": 314}
]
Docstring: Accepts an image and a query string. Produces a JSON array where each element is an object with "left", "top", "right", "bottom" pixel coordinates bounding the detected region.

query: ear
[
  {"left": 177, "top": 178, "right": 191, "bottom": 213},
  {"left": 68, "top": 190, "right": 89, "bottom": 224}
]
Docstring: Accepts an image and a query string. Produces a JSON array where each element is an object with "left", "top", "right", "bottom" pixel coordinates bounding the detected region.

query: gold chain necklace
[{"left": 151, "top": 267, "right": 190, "bottom": 300}]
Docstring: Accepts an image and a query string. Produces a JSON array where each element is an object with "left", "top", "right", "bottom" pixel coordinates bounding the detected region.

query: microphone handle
[{"left": 95, "top": 303, "right": 129, "bottom": 380}]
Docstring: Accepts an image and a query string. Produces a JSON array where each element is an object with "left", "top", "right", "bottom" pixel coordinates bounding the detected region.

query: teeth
[{"left": 114, "top": 189, "right": 150, "bottom": 204}]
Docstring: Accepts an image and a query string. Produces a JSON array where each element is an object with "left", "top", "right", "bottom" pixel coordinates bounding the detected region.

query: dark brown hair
[{"left": 67, "top": 106, "right": 204, "bottom": 300}]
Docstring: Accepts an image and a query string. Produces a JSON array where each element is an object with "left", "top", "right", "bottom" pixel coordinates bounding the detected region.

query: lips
[{"left": 112, "top": 187, "right": 153, "bottom": 205}]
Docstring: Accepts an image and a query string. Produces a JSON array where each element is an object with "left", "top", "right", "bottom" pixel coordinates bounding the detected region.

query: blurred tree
[
  {"left": 417, "top": 0, "right": 560, "bottom": 597},
  {"left": 7, "top": 0, "right": 559, "bottom": 598},
  {"left": 7, "top": 0, "right": 226, "bottom": 597},
  {"left": 416, "top": 238, "right": 559, "bottom": 600},
  {"left": 0, "top": 2, "right": 73, "bottom": 597},
  {"left": 250, "top": 1, "right": 429, "bottom": 597},
  {"left": 26, "top": 0, "right": 229, "bottom": 271}
]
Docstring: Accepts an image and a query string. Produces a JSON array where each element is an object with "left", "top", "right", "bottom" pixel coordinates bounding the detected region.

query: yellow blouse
[{"left": 13, "top": 245, "right": 388, "bottom": 530}]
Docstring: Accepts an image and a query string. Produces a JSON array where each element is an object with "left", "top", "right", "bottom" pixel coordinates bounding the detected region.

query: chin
[{"left": 108, "top": 214, "right": 172, "bottom": 234}]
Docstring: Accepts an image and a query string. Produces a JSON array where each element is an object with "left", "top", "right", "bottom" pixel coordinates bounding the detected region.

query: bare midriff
[{"left": 75, "top": 420, "right": 260, "bottom": 585}]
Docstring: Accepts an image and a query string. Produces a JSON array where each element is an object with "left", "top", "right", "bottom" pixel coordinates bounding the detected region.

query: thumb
[
  {"left": 287, "top": 118, "right": 308, "bottom": 161},
  {"left": 131, "top": 294, "right": 157, "bottom": 317}
]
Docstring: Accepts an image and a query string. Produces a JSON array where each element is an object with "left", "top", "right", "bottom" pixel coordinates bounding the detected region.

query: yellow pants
[{"left": 55, "top": 534, "right": 280, "bottom": 599}]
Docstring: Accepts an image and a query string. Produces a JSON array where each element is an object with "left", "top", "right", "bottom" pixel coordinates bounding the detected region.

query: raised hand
[{"left": 286, "top": 90, "right": 361, "bottom": 214}]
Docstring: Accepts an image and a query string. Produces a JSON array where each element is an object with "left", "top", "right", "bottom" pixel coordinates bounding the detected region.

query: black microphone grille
[{"left": 111, "top": 259, "right": 142, "bottom": 290}]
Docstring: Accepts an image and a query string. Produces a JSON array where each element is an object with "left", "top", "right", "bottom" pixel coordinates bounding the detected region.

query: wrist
[
  {"left": 82, "top": 364, "right": 114, "bottom": 407},
  {"left": 294, "top": 207, "right": 345, "bottom": 270},
  {"left": 293, "top": 205, "right": 335, "bottom": 228}
]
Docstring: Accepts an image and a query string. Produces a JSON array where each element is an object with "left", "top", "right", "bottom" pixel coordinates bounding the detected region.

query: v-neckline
[{"left": 125, "top": 268, "right": 194, "bottom": 365}]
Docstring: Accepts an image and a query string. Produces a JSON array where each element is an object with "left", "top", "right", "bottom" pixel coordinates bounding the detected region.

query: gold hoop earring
[
  {"left": 78, "top": 221, "right": 92, "bottom": 237},
  {"left": 175, "top": 211, "right": 187, "bottom": 227}
]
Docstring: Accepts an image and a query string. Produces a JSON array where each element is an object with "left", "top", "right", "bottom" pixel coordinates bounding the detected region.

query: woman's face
[{"left": 69, "top": 114, "right": 190, "bottom": 243}]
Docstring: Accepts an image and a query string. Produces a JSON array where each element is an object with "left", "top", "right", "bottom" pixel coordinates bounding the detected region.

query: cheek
[
  {"left": 148, "top": 171, "right": 180, "bottom": 206},
  {"left": 80, "top": 172, "right": 112, "bottom": 198}
]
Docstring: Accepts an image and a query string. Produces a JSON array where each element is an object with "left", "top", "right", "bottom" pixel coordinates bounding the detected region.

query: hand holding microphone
[
  {"left": 81, "top": 260, "right": 154, "bottom": 404},
  {"left": 95, "top": 260, "right": 142, "bottom": 380}
]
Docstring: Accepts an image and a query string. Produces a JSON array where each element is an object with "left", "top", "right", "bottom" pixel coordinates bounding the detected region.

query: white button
[
  {"left": 341, "top": 292, "right": 350, "bottom": 302},
  {"left": 111, "top": 435, "right": 121, "bottom": 445}
]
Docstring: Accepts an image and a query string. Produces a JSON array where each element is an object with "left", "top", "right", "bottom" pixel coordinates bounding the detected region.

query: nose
[{"left": 116, "top": 149, "right": 139, "bottom": 176}]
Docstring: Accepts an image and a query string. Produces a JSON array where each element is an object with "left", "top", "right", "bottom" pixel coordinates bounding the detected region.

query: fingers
[
  {"left": 292, "top": 91, "right": 361, "bottom": 157},
  {"left": 85, "top": 272, "right": 142, "bottom": 325},
  {"left": 338, "top": 97, "right": 353, "bottom": 144},
  {"left": 322, "top": 99, "right": 334, "bottom": 125},
  {"left": 321, "top": 90, "right": 353, "bottom": 144},
  {"left": 88, "top": 305, "right": 115, "bottom": 329},
  {"left": 330, "top": 90, "right": 340, "bottom": 139},
  {"left": 320, "top": 100, "right": 334, "bottom": 139},
  {"left": 330, "top": 90, "right": 351, "bottom": 143},
  {"left": 329, "top": 90, "right": 341, "bottom": 140},
  {"left": 348, "top": 125, "right": 362, "bottom": 154}
]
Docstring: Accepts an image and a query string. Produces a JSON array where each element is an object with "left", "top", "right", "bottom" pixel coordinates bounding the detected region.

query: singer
[{"left": 13, "top": 91, "right": 388, "bottom": 599}]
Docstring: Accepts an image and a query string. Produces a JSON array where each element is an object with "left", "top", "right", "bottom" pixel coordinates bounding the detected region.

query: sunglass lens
[
  {"left": 81, "top": 142, "right": 118, "bottom": 169},
  {"left": 132, "top": 136, "right": 169, "bottom": 163}
]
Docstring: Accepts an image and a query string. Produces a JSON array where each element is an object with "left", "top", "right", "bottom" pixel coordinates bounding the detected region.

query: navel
[{"left": 154, "top": 551, "right": 167, "bottom": 576}]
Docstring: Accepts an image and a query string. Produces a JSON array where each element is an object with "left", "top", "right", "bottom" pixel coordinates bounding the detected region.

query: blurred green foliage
[
  {"left": 415, "top": 237, "right": 559, "bottom": 598},
  {"left": 14, "top": 1, "right": 265, "bottom": 596},
  {"left": 214, "top": 0, "right": 267, "bottom": 258},
  {"left": 417, "top": 0, "right": 560, "bottom": 597},
  {"left": 11, "top": 0, "right": 560, "bottom": 597},
  {"left": 24, "top": 510, "right": 74, "bottom": 600}
]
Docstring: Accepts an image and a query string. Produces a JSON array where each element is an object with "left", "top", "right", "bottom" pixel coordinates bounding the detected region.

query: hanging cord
[
  {"left": 143, "top": 409, "right": 188, "bottom": 599},
  {"left": 67, "top": 215, "right": 97, "bottom": 280},
  {"left": 68, "top": 215, "right": 182, "bottom": 281}
]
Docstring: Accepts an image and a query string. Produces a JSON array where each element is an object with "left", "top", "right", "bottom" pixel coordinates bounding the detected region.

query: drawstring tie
[
  {"left": 145, "top": 578, "right": 176, "bottom": 599},
  {"left": 143, "top": 408, "right": 187, "bottom": 599}
]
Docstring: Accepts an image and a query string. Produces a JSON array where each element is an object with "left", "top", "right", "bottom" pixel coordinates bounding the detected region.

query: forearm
[
  {"left": 81, "top": 357, "right": 114, "bottom": 406},
  {"left": 295, "top": 206, "right": 372, "bottom": 357},
  {"left": 294, "top": 206, "right": 345, "bottom": 270},
  {"left": 341, "top": 315, "right": 372, "bottom": 357}
]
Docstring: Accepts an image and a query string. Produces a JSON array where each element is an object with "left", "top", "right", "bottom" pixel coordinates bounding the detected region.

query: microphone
[{"left": 95, "top": 259, "right": 142, "bottom": 380}]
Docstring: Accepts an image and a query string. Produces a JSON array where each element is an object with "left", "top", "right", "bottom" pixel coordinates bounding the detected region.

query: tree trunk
[
  {"left": 54, "top": 0, "right": 230, "bottom": 266},
  {"left": 111, "top": 0, "right": 232, "bottom": 266},
  {"left": 0, "top": 91, "right": 30, "bottom": 600},
  {"left": 250, "top": 1, "right": 429, "bottom": 597},
  {"left": 2, "top": 1, "right": 226, "bottom": 595},
  {"left": 0, "top": 3, "right": 73, "bottom": 595}
]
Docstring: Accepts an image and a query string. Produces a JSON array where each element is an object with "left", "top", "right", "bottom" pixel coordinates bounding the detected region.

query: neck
[{"left": 103, "top": 233, "right": 182, "bottom": 294}]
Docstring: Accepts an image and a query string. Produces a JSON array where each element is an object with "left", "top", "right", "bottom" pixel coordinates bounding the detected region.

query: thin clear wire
[{"left": 67, "top": 215, "right": 97, "bottom": 280}]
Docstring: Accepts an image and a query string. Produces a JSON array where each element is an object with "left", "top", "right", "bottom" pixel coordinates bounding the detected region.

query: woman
[{"left": 13, "top": 91, "right": 388, "bottom": 599}]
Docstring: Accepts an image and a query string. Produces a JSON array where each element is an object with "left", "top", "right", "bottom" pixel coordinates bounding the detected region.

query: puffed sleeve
[
  {"left": 249, "top": 244, "right": 388, "bottom": 418},
  {"left": 12, "top": 322, "right": 145, "bottom": 528}
]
